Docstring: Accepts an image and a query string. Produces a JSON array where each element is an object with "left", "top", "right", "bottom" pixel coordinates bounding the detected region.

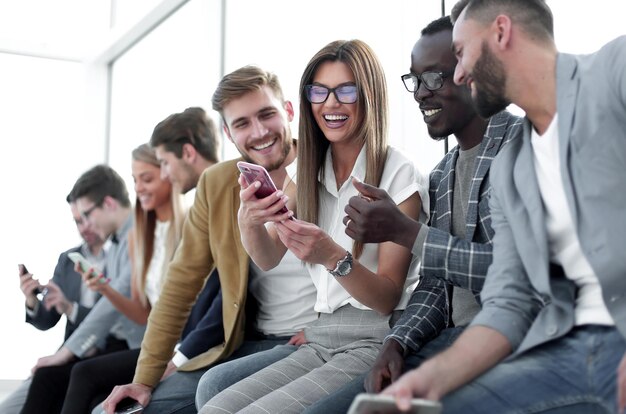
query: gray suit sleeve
[
  {"left": 63, "top": 243, "right": 132, "bottom": 357},
  {"left": 470, "top": 182, "right": 542, "bottom": 350}
]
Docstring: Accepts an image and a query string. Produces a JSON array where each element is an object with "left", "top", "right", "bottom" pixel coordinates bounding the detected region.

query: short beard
[{"left": 473, "top": 42, "right": 510, "bottom": 118}]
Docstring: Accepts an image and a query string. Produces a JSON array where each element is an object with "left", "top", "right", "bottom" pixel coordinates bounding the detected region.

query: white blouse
[
  {"left": 286, "top": 145, "right": 429, "bottom": 314},
  {"left": 144, "top": 220, "right": 170, "bottom": 306}
]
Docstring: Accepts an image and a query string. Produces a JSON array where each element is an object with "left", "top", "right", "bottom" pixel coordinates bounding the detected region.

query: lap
[{"left": 443, "top": 326, "right": 625, "bottom": 414}]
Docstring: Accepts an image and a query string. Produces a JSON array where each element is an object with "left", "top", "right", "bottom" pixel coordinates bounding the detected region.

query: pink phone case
[{"left": 236, "top": 161, "right": 291, "bottom": 217}]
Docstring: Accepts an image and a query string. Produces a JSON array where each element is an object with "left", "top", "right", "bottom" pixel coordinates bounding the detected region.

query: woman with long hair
[
  {"left": 57, "top": 143, "right": 185, "bottom": 413},
  {"left": 202, "top": 39, "right": 428, "bottom": 413}
]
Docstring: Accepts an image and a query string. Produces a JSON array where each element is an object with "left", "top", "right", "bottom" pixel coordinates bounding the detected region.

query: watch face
[{"left": 338, "top": 261, "right": 351, "bottom": 275}]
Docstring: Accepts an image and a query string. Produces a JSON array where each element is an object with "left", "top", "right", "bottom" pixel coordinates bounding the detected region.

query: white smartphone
[
  {"left": 347, "top": 393, "right": 442, "bottom": 414},
  {"left": 68, "top": 252, "right": 107, "bottom": 283}
]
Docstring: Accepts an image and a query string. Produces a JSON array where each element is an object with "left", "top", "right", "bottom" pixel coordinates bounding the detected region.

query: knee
[{"left": 195, "top": 367, "right": 229, "bottom": 408}]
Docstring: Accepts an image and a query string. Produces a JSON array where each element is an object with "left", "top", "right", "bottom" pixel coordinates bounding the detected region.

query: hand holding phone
[
  {"left": 68, "top": 252, "right": 108, "bottom": 284},
  {"left": 18, "top": 263, "right": 46, "bottom": 299},
  {"left": 237, "top": 161, "right": 292, "bottom": 218},
  {"left": 112, "top": 397, "right": 143, "bottom": 414},
  {"left": 347, "top": 393, "right": 442, "bottom": 414}
]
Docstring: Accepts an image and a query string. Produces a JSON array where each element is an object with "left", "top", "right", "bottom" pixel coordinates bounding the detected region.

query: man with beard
[
  {"left": 298, "top": 16, "right": 521, "bottom": 414},
  {"left": 101, "top": 66, "right": 318, "bottom": 414},
  {"left": 383, "top": 1, "right": 626, "bottom": 413}
]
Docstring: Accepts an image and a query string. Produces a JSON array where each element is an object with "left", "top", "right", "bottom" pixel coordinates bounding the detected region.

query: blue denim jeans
[
  {"left": 195, "top": 343, "right": 298, "bottom": 409},
  {"left": 90, "top": 337, "right": 291, "bottom": 414},
  {"left": 303, "top": 326, "right": 465, "bottom": 414},
  {"left": 443, "top": 325, "right": 625, "bottom": 414}
]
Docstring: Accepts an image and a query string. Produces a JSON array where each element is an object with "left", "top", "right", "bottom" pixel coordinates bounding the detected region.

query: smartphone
[
  {"left": 68, "top": 252, "right": 107, "bottom": 283},
  {"left": 18, "top": 264, "right": 29, "bottom": 276},
  {"left": 112, "top": 397, "right": 143, "bottom": 414},
  {"left": 19, "top": 264, "right": 46, "bottom": 296},
  {"left": 347, "top": 393, "right": 442, "bottom": 414},
  {"left": 236, "top": 161, "right": 291, "bottom": 217}
]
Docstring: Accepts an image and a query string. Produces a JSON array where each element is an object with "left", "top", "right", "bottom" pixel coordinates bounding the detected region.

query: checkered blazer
[{"left": 388, "top": 110, "right": 522, "bottom": 353}]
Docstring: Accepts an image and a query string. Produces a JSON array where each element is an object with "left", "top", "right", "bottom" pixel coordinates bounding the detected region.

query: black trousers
[
  {"left": 61, "top": 348, "right": 140, "bottom": 414},
  {"left": 20, "top": 337, "right": 128, "bottom": 414}
]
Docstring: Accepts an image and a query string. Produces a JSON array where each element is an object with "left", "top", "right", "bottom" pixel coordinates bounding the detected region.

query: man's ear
[
  {"left": 493, "top": 14, "right": 512, "bottom": 50},
  {"left": 284, "top": 100, "right": 295, "bottom": 122},
  {"left": 223, "top": 124, "right": 234, "bottom": 143},
  {"left": 181, "top": 143, "right": 198, "bottom": 162},
  {"left": 101, "top": 195, "right": 116, "bottom": 211}
]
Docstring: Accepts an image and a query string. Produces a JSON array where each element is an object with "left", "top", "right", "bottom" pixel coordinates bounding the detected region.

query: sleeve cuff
[
  {"left": 25, "top": 301, "right": 40, "bottom": 317},
  {"left": 171, "top": 351, "right": 189, "bottom": 368},
  {"left": 411, "top": 224, "right": 430, "bottom": 260},
  {"left": 67, "top": 302, "right": 79, "bottom": 323}
]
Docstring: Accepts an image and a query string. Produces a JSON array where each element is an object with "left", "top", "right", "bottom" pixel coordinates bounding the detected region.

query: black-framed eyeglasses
[
  {"left": 401, "top": 71, "right": 453, "bottom": 93},
  {"left": 81, "top": 201, "right": 103, "bottom": 220},
  {"left": 304, "top": 84, "right": 358, "bottom": 104}
]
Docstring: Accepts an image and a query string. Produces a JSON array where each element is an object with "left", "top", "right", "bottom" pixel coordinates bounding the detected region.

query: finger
[
  {"left": 238, "top": 174, "right": 250, "bottom": 188},
  {"left": 390, "top": 360, "right": 404, "bottom": 383},
  {"left": 364, "top": 371, "right": 382, "bottom": 393},
  {"left": 394, "top": 385, "right": 413, "bottom": 411},
  {"left": 352, "top": 178, "right": 386, "bottom": 200}
]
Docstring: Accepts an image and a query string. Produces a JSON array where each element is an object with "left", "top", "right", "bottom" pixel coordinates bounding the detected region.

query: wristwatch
[{"left": 327, "top": 251, "right": 353, "bottom": 277}]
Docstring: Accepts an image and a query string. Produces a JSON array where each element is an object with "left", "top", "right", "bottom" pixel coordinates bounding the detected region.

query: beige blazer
[{"left": 134, "top": 159, "right": 250, "bottom": 387}]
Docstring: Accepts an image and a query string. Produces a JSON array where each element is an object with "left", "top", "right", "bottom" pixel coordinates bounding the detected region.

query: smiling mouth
[
  {"left": 422, "top": 108, "right": 442, "bottom": 118},
  {"left": 324, "top": 114, "right": 348, "bottom": 122},
  {"left": 252, "top": 138, "right": 276, "bottom": 151}
]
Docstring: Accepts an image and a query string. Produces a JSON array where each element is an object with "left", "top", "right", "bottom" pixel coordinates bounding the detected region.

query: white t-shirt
[
  {"left": 249, "top": 248, "right": 318, "bottom": 336},
  {"left": 286, "top": 145, "right": 429, "bottom": 314},
  {"left": 531, "top": 114, "right": 614, "bottom": 326}
]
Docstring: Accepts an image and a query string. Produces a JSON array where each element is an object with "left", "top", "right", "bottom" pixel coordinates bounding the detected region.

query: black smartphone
[
  {"left": 113, "top": 397, "right": 143, "bottom": 414},
  {"left": 18, "top": 264, "right": 29, "bottom": 276},
  {"left": 19, "top": 263, "right": 44, "bottom": 296}
]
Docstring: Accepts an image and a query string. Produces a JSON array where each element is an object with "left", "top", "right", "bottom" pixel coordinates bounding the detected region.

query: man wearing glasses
[
  {"left": 20, "top": 164, "right": 143, "bottom": 413},
  {"left": 303, "top": 16, "right": 521, "bottom": 413}
]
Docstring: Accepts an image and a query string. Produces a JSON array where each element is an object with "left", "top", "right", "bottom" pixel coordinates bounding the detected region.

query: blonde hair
[
  {"left": 297, "top": 40, "right": 389, "bottom": 258},
  {"left": 131, "top": 143, "right": 185, "bottom": 307}
]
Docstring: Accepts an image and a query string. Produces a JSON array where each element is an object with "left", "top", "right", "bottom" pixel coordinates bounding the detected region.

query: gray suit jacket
[{"left": 471, "top": 36, "right": 626, "bottom": 355}]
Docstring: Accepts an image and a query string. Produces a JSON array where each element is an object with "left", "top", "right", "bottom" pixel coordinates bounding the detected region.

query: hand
[
  {"left": 74, "top": 262, "right": 110, "bottom": 292},
  {"left": 287, "top": 330, "right": 307, "bottom": 346},
  {"left": 41, "top": 280, "right": 72, "bottom": 315},
  {"left": 19, "top": 271, "right": 41, "bottom": 309},
  {"left": 365, "top": 339, "right": 405, "bottom": 393},
  {"left": 382, "top": 359, "right": 443, "bottom": 411},
  {"left": 617, "top": 351, "right": 626, "bottom": 412},
  {"left": 160, "top": 360, "right": 177, "bottom": 381},
  {"left": 31, "top": 347, "right": 75, "bottom": 374},
  {"left": 274, "top": 219, "right": 344, "bottom": 269},
  {"left": 102, "top": 383, "right": 153, "bottom": 414},
  {"left": 238, "top": 174, "right": 293, "bottom": 229},
  {"left": 343, "top": 179, "right": 420, "bottom": 249}
]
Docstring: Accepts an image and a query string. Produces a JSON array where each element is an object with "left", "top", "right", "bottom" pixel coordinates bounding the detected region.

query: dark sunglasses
[{"left": 304, "top": 84, "right": 358, "bottom": 104}]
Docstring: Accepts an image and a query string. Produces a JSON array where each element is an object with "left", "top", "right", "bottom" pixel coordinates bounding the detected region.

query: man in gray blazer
[{"left": 383, "top": 1, "right": 626, "bottom": 413}]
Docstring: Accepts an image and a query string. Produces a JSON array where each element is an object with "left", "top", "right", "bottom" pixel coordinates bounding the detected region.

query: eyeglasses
[
  {"left": 304, "top": 84, "right": 358, "bottom": 104},
  {"left": 401, "top": 71, "right": 453, "bottom": 93},
  {"left": 81, "top": 201, "right": 102, "bottom": 220}
]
